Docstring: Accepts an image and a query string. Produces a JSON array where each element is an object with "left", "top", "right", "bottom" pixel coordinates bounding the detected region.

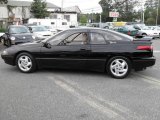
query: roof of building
[
  {"left": 63, "top": 6, "right": 81, "bottom": 13},
  {"left": 2, "top": 0, "right": 60, "bottom": 8}
]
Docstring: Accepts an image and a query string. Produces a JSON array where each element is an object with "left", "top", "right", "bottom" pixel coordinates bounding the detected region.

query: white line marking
[
  {"left": 134, "top": 73, "right": 160, "bottom": 86},
  {"left": 54, "top": 76, "right": 130, "bottom": 114},
  {"left": 154, "top": 50, "right": 160, "bottom": 53},
  {"left": 48, "top": 76, "right": 125, "bottom": 120}
]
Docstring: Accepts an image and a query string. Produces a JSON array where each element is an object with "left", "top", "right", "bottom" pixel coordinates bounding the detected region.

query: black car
[
  {"left": 1, "top": 28, "right": 155, "bottom": 79},
  {"left": 0, "top": 25, "right": 35, "bottom": 46}
]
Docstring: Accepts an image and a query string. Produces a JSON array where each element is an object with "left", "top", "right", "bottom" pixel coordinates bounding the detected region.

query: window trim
[{"left": 60, "top": 32, "right": 89, "bottom": 46}]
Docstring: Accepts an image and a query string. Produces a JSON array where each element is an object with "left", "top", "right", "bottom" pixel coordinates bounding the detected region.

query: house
[
  {"left": 0, "top": 1, "right": 81, "bottom": 28},
  {"left": 0, "top": 0, "right": 60, "bottom": 28},
  {"left": 49, "top": 6, "right": 81, "bottom": 27}
]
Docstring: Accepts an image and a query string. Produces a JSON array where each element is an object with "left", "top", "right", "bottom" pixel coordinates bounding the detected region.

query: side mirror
[
  {"left": 29, "top": 28, "right": 33, "bottom": 33},
  {"left": 44, "top": 42, "right": 51, "bottom": 48},
  {"left": 5, "top": 32, "right": 8, "bottom": 35}
]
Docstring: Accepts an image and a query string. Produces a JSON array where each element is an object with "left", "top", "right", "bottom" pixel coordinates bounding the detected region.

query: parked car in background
[
  {"left": 28, "top": 18, "right": 70, "bottom": 31},
  {"left": 1, "top": 28, "right": 155, "bottom": 79},
  {"left": 151, "top": 26, "right": 160, "bottom": 37},
  {"left": 0, "top": 25, "right": 35, "bottom": 46},
  {"left": 135, "top": 26, "right": 159, "bottom": 38},
  {"left": 116, "top": 25, "right": 138, "bottom": 36},
  {"left": 44, "top": 25, "right": 57, "bottom": 34},
  {"left": 28, "top": 25, "right": 52, "bottom": 40}
]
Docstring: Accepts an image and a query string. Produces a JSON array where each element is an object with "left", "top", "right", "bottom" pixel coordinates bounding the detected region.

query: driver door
[{"left": 39, "top": 31, "right": 91, "bottom": 70}]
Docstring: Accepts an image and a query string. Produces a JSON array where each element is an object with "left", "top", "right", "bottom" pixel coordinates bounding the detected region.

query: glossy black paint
[{"left": 1, "top": 28, "right": 155, "bottom": 72}]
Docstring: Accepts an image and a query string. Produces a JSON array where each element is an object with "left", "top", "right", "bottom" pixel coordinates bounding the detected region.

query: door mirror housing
[{"left": 44, "top": 42, "right": 52, "bottom": 48}]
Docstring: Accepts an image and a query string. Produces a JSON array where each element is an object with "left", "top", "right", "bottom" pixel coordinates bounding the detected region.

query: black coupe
[{"left": 1, "top": 28, "right": 155, "bottom": 79}]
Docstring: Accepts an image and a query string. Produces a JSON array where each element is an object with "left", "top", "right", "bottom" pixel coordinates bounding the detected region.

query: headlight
[
  {"left": 32, "top": 35, "right": 36, "bottom": 40},
  {"left": 2, "top": 50, "right": 8, "bottom": 55},
  {"left": 10, "top": 36, "right": 15, "bottom": 41},
  {"left": 36, "top": 34, "right": 43, "bottom": 38}
]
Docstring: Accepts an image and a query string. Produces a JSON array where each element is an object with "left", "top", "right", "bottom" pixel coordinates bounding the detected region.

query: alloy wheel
[
  {"left": 18, "top": 55, "right": 32, "bottom": 72},
  {"left": 110, "top": 59, "right": 128, "bottom": 77}
]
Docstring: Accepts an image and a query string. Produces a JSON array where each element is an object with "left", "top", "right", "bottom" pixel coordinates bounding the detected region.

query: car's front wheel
[
  {"left": 107, "top": 56, "right": 131, "bottom": 79},
  {"left": 16, "top": 53, "right": 36, "bottom": 73}
]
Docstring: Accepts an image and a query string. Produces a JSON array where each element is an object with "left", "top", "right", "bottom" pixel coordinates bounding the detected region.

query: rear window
[{"left": 101, "top": 30, "right": 133, "bottom": 41}]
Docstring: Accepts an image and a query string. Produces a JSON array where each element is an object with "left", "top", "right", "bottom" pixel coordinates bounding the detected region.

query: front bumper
[
  {"left": 1, "top": 55, "right": 15, "bottom": 66},
  {"left": 132, "top": 57, "right": 156, "bottom": 70}
]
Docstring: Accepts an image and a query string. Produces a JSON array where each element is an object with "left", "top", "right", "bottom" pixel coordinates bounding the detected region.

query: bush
[
  {"left": 0, "top": 28, "right": 6, "bottom": 32},
  {"left": 145, "top": 18, "right": 155, "bottom": 26}
]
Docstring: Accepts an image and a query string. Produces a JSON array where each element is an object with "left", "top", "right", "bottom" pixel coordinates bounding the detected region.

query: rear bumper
[
  {"left": 133, "top": 57, "right": 156, "bottom": 70},
  {"left": 1, "top": 55, "right": 15, "bottom": 66}
]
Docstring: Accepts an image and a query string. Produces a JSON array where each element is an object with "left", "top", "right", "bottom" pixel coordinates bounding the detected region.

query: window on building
[
  {"left": 51, "top": 22, "right": 55, "bottom": 25},
  {"left": 53, "top": 15, "right": 57, "bottom": 19},
  {"left": 64, "top": 15, "right": 70, "bottom": 22}
]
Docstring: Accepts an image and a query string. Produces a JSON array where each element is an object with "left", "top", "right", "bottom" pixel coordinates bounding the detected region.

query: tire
[
  {"left": 16, "top": 52, "right": 37, "bottom": 73},
  {"left": 142, "top": 33, "right": 147, "bottom": 36},
  {"left": 1, "top": 38, "right": 6, "bottom": 46},
  {"left": 7, "top": 40, "right": 11, "bottom": 47},
  {"left": 106, "top": 56, "right": 132, "bottom": 79}
]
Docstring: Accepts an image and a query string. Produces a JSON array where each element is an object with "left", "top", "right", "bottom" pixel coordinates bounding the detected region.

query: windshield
[
  {"left": 41, "top": 30, "right": 67, "bottom": 44},
  {"left": 31, "top": 26, "right": 48, "bottom": 32},
  {"left": 125, "top": 25, "right": 135, "bottom": 30},
  {"left": 9, "top": 26, "right": 30, "bottom": 34},
  {"left": 45, "top": 26, "right": 52, "bottom": 29},
  {"left": 141, "top": 26, "right": 151, "bottom": 30}
]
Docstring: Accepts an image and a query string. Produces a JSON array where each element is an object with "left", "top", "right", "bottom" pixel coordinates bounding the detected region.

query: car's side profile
[{"left": 1, "top": 28, "right": 155, "bottom": 79}]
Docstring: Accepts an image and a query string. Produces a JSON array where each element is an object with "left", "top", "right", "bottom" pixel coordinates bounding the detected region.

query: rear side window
[
  {"left": 101, "top": 30, "right": 132, "bottom": 41},
  {"left": 90, "top": 33, "right": 106, "bottom": 44}
]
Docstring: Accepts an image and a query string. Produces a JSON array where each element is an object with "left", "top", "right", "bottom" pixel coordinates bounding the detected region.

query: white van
[{"left": 28, "top": 19, "right": 70, "bottom": 31}]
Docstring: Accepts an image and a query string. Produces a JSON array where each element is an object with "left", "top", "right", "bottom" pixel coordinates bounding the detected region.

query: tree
[
  {"left": 30, "top": 0, "right": 50, "bottom": 18},
  {"left": 80, "top": 14, "right": 87, "bottom": 25},
  {"left": 0, "top": 0, "right": 8, "bottom": 4},
  {"left": 144, "top": 0, "right": 160, "bottom": 25},
  {"left": 99, "top": 0, "right": 139, "bottom": 22}
]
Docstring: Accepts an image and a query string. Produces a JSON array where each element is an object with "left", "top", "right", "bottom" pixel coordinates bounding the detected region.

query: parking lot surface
[{"left": 0, "top": 39, "right": 160, "bottom": 120}]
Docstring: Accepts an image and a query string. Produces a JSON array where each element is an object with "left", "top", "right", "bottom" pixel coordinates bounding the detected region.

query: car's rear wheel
[
  {"left": 16, "top": 53, "right": 36, "bottom": 73},
  {"left": 107, "top": 56, "right": 131, "bottom": 79}
]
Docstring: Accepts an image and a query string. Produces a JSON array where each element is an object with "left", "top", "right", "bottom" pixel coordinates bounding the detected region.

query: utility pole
[
  {"left": 61, "top": 0, "right": 64, "bottom": 11},
  {"left": 91, "top": 9, "right": 93, "bottom": 23},
  {"left": 100, "top": 14, "right": 102, "bottom": 28},
  {"left": 61, "top": 0, "right": 64, "bottom": 19},
  {"left": 156, "top": 0, "right": 160, "bottom": 25}
]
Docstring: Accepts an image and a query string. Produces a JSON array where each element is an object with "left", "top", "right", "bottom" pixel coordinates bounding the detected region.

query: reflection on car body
[{"left": 1, "top": 28, "right": 155, "bottom": 79}]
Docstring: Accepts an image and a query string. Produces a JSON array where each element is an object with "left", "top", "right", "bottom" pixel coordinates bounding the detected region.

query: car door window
[
  {"left": 102, "top": 31, "right": 130, "bottom": 41},
  {"left": 64, "top": 32, "right": 88, "bottom": 45},
  {"left": 90, "top": 33, "right": 106, "bottom": 44}
]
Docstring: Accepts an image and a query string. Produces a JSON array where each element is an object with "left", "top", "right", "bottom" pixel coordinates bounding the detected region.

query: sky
[{"left": 47, "top": 0, "right": 102, "bottom": 13}]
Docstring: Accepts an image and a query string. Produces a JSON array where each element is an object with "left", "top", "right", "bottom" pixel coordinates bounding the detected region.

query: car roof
[
  {"left": 9, "top": 25, "right": 27, "bottom": 27},
  {"left": 65, "top": 27, "right": 133, "bottom": 40}
]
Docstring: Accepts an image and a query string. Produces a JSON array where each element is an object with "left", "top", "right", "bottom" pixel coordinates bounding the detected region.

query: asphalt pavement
[{"left": 0, "top": 39, "right": 160, "bottom": 120}]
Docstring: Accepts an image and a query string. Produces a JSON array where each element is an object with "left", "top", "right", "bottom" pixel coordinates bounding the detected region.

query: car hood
[
  {"left": 33, "top": 31, "right": 52, "bottom": 36},
  {"left": 11, "top": 33, "right": 33, "bottom": 40},
  {"left": 17, "top": 41, "right": 43, "bottom": 48},
  {"left": 2, "top": 41, "right": 43, "bottom": 56}
]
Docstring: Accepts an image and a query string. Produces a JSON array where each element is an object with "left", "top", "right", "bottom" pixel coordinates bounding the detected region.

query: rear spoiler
[{"left": 134, "top": 36, "right": 153, "bottom": 41}]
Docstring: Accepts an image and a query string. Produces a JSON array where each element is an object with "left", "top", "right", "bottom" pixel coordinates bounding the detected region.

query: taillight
[{"left": 137, "top": 46, "right": 153, "bottom": 51}]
